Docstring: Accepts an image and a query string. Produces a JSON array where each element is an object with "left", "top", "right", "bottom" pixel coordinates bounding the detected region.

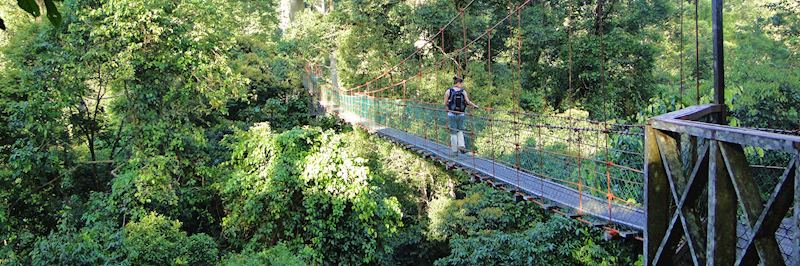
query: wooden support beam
[
  {"left": 541, "top": 204, "right": 558, "bottom": 210},
  {"left": 657, "top": 129, "right": 705, "bottom": 265},
  {"left": 652, "top": 104, "right": 723, "bottom": 121},
  {"left": 651, "top": 118, "right": 800, "bottom": 153},
  {"left": 653, "top": 213, "right": 685, "bottom": 266},
  {"left": 645, "top": 127, "right": 672, "bottom": 265},
  {"left": 707, "top": 141, "right": 736, "bottom": 265},
  {"left": 655, "top": 131, "right": 687, "bottom": 202},
  {"left": 592, "top": 221, "right": 608, "bottom": 228},
  {"left": 734, "top": 158, "right": 795, "bottom": 266},
  {"left": 653, "top": 144, "right": 709, "bottom": 266},
  {"left": 720, "top": 143, "right": 785, "bottom": 266},
  {"left": 522, "top": 194, "right": 538, "bottom": 201}
]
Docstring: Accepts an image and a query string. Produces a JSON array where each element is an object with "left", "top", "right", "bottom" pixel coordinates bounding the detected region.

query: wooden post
[
  {"left": 711, "top": 0, "right": 725, "bottom": 123},
  {"left": 645, "top": 126, "right": 671, "bottom": 264},
  {"left": 707, "top": 141, "right": 736, "bottom": 265}
]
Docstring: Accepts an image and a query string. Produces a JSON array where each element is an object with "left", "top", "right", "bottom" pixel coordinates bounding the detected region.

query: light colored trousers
[{"left": 447, "top": 113, "right": 466, "bottom": 153}]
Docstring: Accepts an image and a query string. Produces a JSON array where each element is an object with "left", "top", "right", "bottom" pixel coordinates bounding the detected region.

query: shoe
[{"left": 458, "top": 147, "right": 468, "bottom": 154}]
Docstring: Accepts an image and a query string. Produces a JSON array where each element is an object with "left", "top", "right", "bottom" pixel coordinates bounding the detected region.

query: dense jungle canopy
[{"left": 0, "top": 0, "right": 797, "bottom": 264}]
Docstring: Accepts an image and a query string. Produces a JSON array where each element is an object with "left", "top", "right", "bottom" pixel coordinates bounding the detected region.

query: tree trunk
[{"left": 279, "top": 0, "right": 304, "bottom": 30}]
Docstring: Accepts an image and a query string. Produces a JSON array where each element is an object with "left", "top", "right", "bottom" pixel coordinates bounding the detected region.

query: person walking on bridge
[{"left": 444, "top": 76, "right": 478, "bottom": 156}]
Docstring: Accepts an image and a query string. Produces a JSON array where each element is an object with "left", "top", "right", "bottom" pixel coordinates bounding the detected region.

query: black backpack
[{"left": 447, "top": 87, "right": 466, "bottom": 112}]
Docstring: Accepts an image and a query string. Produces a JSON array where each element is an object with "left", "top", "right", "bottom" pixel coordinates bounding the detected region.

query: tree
[{"left": 219, "top": 124, "right": 403, "bottom": 264}]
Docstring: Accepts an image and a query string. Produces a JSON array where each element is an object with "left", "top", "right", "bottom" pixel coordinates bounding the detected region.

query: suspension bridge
[{"left": 313, "top": 0, "right": 800, "bottom": 265}]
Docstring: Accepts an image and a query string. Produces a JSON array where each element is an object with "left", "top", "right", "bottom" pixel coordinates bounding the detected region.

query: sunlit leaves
[
  {"left": 219, "top": 124, "right": 403, "bottom": 264},
  {"left": 124, "top": 212, "right": 218, "bottom": 265}
]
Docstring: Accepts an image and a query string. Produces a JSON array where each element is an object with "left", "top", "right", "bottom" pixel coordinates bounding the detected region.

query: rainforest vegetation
[{"left": 0, "top": 0, "right": 797, "bottom": 265}]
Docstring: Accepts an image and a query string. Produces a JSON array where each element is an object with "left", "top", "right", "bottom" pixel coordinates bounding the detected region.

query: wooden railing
[{"left": 645, "top": 104, "right": 800, "bottom": 265}]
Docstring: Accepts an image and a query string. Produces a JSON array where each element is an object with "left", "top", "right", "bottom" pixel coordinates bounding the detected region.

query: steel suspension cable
[
  {"left": 487, "top": 28, "right": 497, "bottom": 180},
  {"left": 460, "top": 9, "right": 467, "bottom": 77},
  {"left": 596, "top": 0, "right": 614, "bottom": 225},
  {"left": 568, "top": 1, "right": 573, "bottom": 101},
  {"left": 694, "top": 0, "right": 700, "bottom": 105},
  {"left": 360, "top": 0, "right": 533, "bottom": 95},
  {"left": 679, "top": 0, "right": 685, "bottom": 100},
  {"left": 515, "top": 4, "right": 524, "bottom": 195},
  {"left": 342, "top": 0, "right": 479, "bottom": 93},
  {"left": 599, "top": 0, "right": 608, "bottom": 120}
]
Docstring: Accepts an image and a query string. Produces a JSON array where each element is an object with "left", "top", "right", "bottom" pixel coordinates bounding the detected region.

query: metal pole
[{"left": 712, "top": 0, "right": 725, "bottom": 123}]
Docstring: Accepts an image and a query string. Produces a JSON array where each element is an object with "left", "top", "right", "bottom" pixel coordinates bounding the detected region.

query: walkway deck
[{"left": 376, "top": 126, "right": 646, "bottom": 229}]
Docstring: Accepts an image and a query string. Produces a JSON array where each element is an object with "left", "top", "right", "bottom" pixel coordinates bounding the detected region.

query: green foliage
[
  {"left": 518, "top": 0, "right": 666, "bottom": 118},
  {"left": 219, "top": 244, "right": 306, "bottom": 266},
  {"left": 428, "top": 184, "right": 543, "bottom": 241},
  {"left": 29, "top": 217, "right": 124, "bottom": 265},
  {"left": 219, "top": 124, "right": 403, "bottom": 264},
  {"left": 219, "top": 123, "right": 320, "bottom": 249},
  {"left": 1, "top": 0, "right": 305, "bottom": 262},
  {"left": 2, "top": 0, "right": 795, "bottom": 264},
  {"left": 124, "top": 212, "right": 218, "bottom": 266},
  {"left": 432, "top": 188, "right": 638, "bottom": 265},
  {"left": 344, "top": 129, "right": 460, "bottom": 264}
]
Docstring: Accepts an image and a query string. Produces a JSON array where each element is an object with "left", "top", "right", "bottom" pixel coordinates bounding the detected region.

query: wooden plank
[
  {"left": 735, "top": 158, "right": 795, "bottom": 266},
  {"left": 707, "top": 141, "right": 737, "bottom": 265},
  {"left": 720, "top": 143, "right": 784, "bottom": 266},
  {"left": 646, "top": 127, "right": 672, "bottom": 264},
  {"left": 651, "top": 118, "right": 800, "bottom": 153},
  {"left": 652, "top": 104, "right": 723, "bottom": 121}
]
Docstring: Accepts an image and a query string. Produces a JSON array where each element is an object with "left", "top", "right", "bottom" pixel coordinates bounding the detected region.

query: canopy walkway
[
  {"left": 319, "top": 89, "right": 798, "bottom": 264},
  {"left": 313, "top": 0, "right": 800, "bottom": 264}
]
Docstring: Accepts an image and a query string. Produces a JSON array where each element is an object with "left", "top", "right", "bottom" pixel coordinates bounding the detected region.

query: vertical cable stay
[
  {"left": 460, "top": 9, "right": 467, "bottom": 77},
  {"left": 598, "top": 0, "right": 608, "bottom": 120},
  {"left": 568, "top": 0, "right": 573, "bottom": 101},
  {"left": 679, "top": 0, "right": 685, "bottom": 100},
  {"left": 487, "top": 28, "right": 496, "bottom": 180},
  {"left": 514, "top": 5, "right": 522, "bottom": 191},
  {"left": 694, "top": 0, "right": 700, "bottom": 105}
]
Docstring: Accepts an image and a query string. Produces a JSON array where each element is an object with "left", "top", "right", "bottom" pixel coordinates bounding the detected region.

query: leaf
[
  {"left": 44, "top": 0, "right": 62, "bottom": 27},
  {"left": 17, "top": 0, "right": 40, "bottom": 18}
]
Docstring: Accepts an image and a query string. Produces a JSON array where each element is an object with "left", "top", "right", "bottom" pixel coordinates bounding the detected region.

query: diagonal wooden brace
[{"left": 653, "top": 143, "right": 710, "bottom": 265}]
